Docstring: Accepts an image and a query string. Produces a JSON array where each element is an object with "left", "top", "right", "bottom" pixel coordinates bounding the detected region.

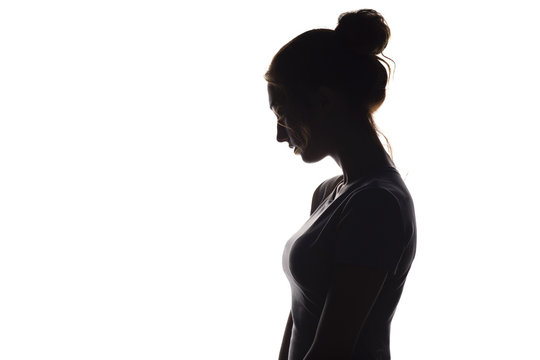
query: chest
[{"left": 282, "top": 200, "right": 344, "bottom": 291}]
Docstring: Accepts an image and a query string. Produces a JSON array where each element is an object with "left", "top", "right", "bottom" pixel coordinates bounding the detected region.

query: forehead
[{"left": 267, "top": 84, "right": 285, "bottom": 109}]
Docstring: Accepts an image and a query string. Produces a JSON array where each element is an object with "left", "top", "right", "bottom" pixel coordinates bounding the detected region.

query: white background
[{"left": 1, "top": 1, "right": 539, "bottom": 359}]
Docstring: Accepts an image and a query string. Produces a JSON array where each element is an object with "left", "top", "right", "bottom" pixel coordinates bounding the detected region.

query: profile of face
[{"left": 267, "top": 84, "right": 332, "bottom": 163}]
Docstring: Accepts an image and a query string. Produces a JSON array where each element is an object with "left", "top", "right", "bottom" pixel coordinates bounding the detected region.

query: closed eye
[{"left": 277, "top": 116, "right": 294, "bottom": 132}]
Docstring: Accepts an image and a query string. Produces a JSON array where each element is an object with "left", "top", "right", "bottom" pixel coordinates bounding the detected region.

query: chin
[{"left": 299, "top": 150, "right": 326, "bottom": 163}]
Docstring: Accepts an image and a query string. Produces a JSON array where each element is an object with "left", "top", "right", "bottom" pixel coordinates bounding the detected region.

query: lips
[{"left": 287, "top": 142, "right": 301, "bottom": 154}]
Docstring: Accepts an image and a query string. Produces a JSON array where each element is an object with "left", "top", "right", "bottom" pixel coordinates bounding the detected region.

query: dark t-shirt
[{"left": 282, "top": 167, "right": 416, "bottom": 360}]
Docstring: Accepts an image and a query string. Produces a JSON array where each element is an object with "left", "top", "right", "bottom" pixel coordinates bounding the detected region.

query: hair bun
[{"left": 335, "top": 9, "right": 390, "bottom": 55}]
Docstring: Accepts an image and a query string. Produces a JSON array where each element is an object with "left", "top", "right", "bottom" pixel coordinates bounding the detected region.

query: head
[{"left": 266, "top": 9, "right": 392, "bottom": 162}]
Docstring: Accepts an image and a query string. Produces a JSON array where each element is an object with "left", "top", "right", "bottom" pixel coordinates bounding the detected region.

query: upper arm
[
  {"left": 304, "top": 264, "right": 387, "bottom": 359},
  {"left": 335, "top": 188, "right": 405, "bottom": 274}
]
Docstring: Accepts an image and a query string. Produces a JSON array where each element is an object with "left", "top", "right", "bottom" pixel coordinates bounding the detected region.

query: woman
[{"left": 266, "top": 9, "right": 417, "bottom": 360}]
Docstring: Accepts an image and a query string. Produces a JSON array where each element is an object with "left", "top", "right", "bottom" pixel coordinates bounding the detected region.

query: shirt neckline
[{"left": 332, "top": 166, "right": 398, "bottom": 200}]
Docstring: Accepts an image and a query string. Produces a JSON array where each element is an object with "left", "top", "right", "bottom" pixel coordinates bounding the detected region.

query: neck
[{"left": 330, "top": 129, "right": 393, "bottom": 185}]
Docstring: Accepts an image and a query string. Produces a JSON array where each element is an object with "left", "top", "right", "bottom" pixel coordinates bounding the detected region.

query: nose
[{"left": 276, "top": 121, "right": 289, "bottom": 143}]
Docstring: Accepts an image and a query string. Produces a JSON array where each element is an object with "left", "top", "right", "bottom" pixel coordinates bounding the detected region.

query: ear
[{"left": 314, "top": 86, "right": 341, "bottom": 114}]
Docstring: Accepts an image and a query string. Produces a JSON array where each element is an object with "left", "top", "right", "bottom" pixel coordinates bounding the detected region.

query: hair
[{"left": 265, "top": 9, "right": 393, "bottom": 154}]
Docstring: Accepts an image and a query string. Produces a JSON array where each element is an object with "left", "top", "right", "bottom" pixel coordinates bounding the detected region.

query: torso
[{"left": 283, "top": 166, "right": 416, "bottom": 360}]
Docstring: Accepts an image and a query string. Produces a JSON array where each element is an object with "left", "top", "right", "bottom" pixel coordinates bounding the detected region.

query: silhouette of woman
[{"left": 266, "top": 9, "right": 416, "bottom": 360}]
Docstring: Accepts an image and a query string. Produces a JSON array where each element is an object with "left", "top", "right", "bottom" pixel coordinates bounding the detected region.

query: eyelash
[
  {"left": 277, "top": 117, "right": 295, "bottom": 133},
  {"left": 272, "top": 107, "right": 291, "bottom": 129}
]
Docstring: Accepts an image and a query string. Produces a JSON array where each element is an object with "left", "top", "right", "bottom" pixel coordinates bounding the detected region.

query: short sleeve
[{"left": 334, "top": 188, "right": 406, "bottom": 274}]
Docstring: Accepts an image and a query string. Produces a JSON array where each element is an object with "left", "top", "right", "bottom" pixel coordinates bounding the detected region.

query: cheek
[{"left": 286, "top": 120, "right": 308, "bottom": 145}]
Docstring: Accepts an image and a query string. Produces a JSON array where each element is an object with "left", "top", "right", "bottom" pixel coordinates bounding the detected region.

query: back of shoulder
[
  {"left": 345, "top": 176, "right": 416, "bottom": 243},
  {"left": 344, "top": 171, "right": 415, "bottom": 225},
  {"left": 357, "top": 169, "right": 414, "bottom": 211},
  {"left": 342, "top": 188, "right": 403, "bottom": 222}
]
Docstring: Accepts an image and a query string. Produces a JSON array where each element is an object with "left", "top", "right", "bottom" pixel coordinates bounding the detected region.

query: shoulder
[
  {"left": 315, "top": 175, "right": 343, "bottom": 197},
  {"left": 339, "top": 187, "right": 403, "bottom": 232},
  {"left": 344, "top": 187, "right": 400, "bottom": 211},
  {"left": 310, "top": 175, "right": 343, "bottom": 214},
  {"left": 343, "top": 167, "right": 411, "bottom": 215}
]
